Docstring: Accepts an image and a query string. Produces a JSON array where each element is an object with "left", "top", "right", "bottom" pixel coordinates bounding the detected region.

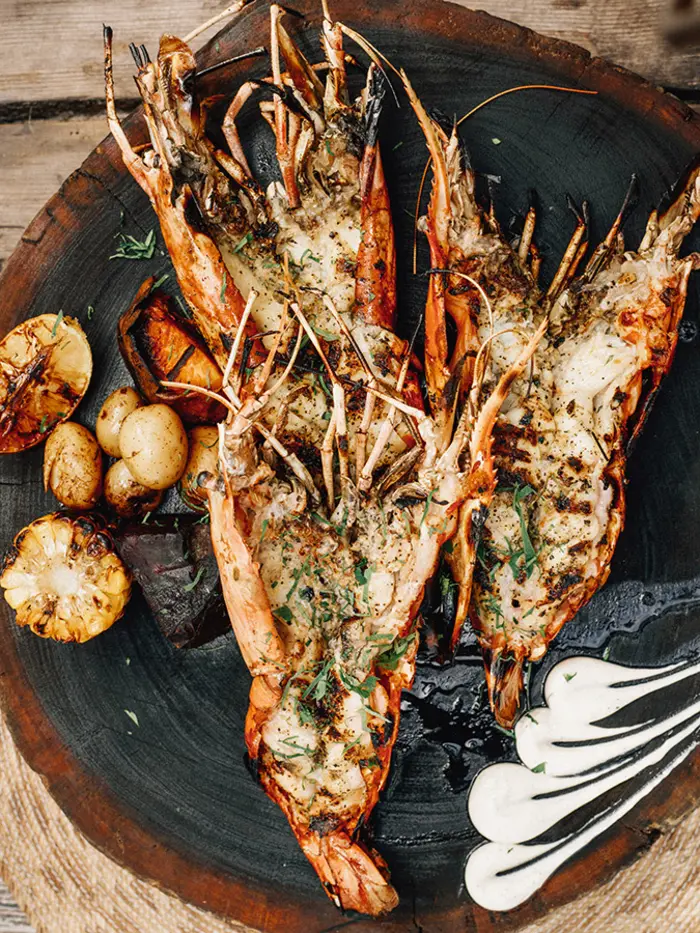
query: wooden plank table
[{"left": 0, "top": 1, "right": 698, "bottom": 929}]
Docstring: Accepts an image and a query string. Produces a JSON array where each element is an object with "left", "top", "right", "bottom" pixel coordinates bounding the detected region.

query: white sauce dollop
[{"left": 465, "top": 654, "right": 700, "bottom": 911}]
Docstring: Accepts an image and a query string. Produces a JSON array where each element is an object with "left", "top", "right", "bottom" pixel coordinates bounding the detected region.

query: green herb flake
[
  {"left": 220, "top": 269, "right": 227, "bottom": 304},
  {"left": 420, "top": 487, "right": 438, "bottom": 527},
  {"left": 510, "top": 483, "right": 540, "bottom": 579},
  {"left": 274, "top": 605, "right": 293, "bottom": 624},
  {"left": 183, "top": 567, "right": 205, "bottom": 593},
  {"left": 303, "top": 659, "right": 334, "bottom": 702},
  {"left": 151, "top": 273, "right": 170, "bottom": 290},
  {"left": 377, "top": 633, "right": 415, "bottom": 671},
  {"left": 603, "top": 646, "right": 611, "bottom": 661},
  {"left": 492, "top": 137, "right": 502, "bottom": 145},
  {"left": 232, "top": 232, "right": 252, "bottom": 254},
  {"left": 51, "top": 309, "right": 64, "bottom": 338},
  {"left": 87, "top": 305, "right": 95, "bottom": 321},
  {"left": 343, "top": 734, "right": 364, "bottom": 755},
  {"left": 259, "top": 518, "right": 269, "bottom": 547},
  {"left": 124, "top": 709, "right": 139, "bottom": 727},
  {"left": 563, "top": 672, "right": 577, "bottom": 683},
  {"left": 325, "top": 139, "right": 333, "bottom": 157},
  {"left": 532, "top": 761, "right": 547, "bottom": 773},
  {"left": 338, "top": 668, "right": 378, "bottom": 699},
  {"left": 300, "top": 248, "right": 321, "bottom": 266},
  {"left": 110, "top": 229, "right": 156, "bottom": 261}
]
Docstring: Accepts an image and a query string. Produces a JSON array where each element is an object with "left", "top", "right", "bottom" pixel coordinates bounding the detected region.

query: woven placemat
[{"left": 0, "top": 712, "right": 697, "bottom": 933}]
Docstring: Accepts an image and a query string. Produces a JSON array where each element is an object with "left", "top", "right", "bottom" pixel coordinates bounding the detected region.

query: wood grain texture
[
  {"left": 0, "top": 0, "right": 699, "bottom": 108},
  {"left": 0, "top": 116, "right": 109, "bottom": 267}
]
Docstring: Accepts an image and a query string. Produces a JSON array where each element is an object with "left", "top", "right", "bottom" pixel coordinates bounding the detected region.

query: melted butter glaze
[{"left": 464, "top": 654, "right": 700, "bottom": 911}]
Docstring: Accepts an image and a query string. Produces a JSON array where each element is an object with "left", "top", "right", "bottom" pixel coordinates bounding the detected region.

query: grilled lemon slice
[
  {"left": 0, "top": 313, "right": 92, "bottom": 454},
  {"left": 0, "top": 513, "right": 131, "bottom": 643}
]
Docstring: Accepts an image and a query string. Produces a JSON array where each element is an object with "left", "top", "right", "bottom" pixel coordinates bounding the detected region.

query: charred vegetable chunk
[
  {"left": 118, "top": 281, "right": 226, "bottom": 424},
  {"left": 0, "top": 513, "right": 131, "bottom": 643},
  {"left": 115, "top": 515, "right": 227, "bottom": 649},
  {"left": 0, "top": 314, "right": 92, "bottom": 453}
]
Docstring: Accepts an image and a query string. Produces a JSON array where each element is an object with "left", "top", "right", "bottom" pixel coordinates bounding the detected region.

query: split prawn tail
[
  {"left": 298, "top": 831, "right": 399, "bottom": 916},
  {"left": 103, "top": 26, "right": 263, "bottom": 370},
  {"left": 479, "top": 640, "right": 529, "bottom": 730},
  {"left": 446, "top": 318, "right": 548, "bottom": 655}
]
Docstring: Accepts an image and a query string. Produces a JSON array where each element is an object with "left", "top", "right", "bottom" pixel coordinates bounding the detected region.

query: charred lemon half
[
  {"left": 0, "top": 313, "right": 93, "bottom": 454},
  {"left": 0, "top": 513, "right": 131, "bottom": 643}
]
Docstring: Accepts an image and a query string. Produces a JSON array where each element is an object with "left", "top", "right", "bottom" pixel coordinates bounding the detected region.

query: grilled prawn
[
  {"left": 472, "top": 165, "right": 700, "bottom": 727},
  {"left": 408, "top": 75, "right": 700, "bottom": 727},
  {"left": 105, "top": 7, "right": 540, "bottom": 914}
]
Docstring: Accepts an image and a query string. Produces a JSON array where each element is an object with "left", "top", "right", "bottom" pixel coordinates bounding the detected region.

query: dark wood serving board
[{"left": 0, "top": 2, "right": 699, "bottom": 931}]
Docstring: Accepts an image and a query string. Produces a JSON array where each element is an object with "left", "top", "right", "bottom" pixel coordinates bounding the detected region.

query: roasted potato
[
  {"left": 179, "top": 425, "right": 219, "bottom": 511},
  {"left": 43, "top": 422, "right": 103, "bottom": 509},
  {"left": 104, "top": 459, "right": 164, "bottom": 518},
  {"left": 96, "top": 386, "right": 143, "bottom": 457},
  {"left": 119, "top": 404, "right": 188, "bottom": 490}
]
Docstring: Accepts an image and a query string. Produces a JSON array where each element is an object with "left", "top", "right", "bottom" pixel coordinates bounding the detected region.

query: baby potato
[
  {"left": 119, "top": 403, "right": 188, "bottom": 490},
  {"left": 104, "top": 459, "right": 164, "bottom": 518},
  {"left": 179, "top": 425, "right": 219, "bottom": 510},
  {"left": 96, "top": 386, "right": 143, "bottom": 457},
  {"left": 43, "top": 422, "right": 103, "bottom": 510}
]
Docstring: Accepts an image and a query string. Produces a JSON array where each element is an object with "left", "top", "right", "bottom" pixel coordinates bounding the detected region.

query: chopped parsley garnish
[
  {"left": 506, "top": 483, "right": 540, "bottom": 579},
  {"left": 110, "top": 229, "right": 156, "bottom": 261},
  {"left": 343, "top": 734, "right": 364, "bottom": 754},
  {"left": 532, "top": 761, "right": 547, "bottom": 773},
  {"left": 302, "top": 659, "right": 334, "bottom": 702},
  {"left": 86, "top": 305, "right": 95, "bottom": 321},
  {"left": 312, "top": 324, "right": 340, "bottom": 342},
  {"left": 51, "top": 309, "right": 64, "bottom": 338},
  {"left": 220, "top": 269, "right": 227, "bottom": 304},
  {"left": 376, "top": 633, "right": 415, "bottom": 671},
  {"left": 183, "top": 567, "right": 205, "bottom": 592},
  {"left": 274, "top": 605, "right": 293, "bottom": 624},
  {"left": 483, "top": 593, "right": 506, "bottom": 629},
  {"left": 232, "top": 232, "right": 252, "bottom": 253},
  {"left": 563, "top": 672, "right": 577, "bottom": 682},
  {"left": 420, "top": 487, "right": 438, "bottom": 527},
  {"left": 338, "top": 669, "right": 378, "bottom": 699}
]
